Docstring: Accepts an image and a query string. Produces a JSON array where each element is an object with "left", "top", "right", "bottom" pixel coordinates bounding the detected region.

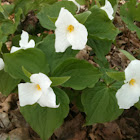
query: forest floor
[{"left": 0, "top": 0, "right": 140, "bottom": 140}]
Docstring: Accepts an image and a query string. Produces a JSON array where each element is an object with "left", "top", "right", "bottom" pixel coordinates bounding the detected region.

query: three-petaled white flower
[
  {"left": 101, "top": 0, "right": 114, "bottom": 20},
  {"left": 116, "top": 60, "right": 140, "bottom": 109},
  {"left": 0, "top": 58, "right": 4, "bottom": 70},
  {"left": 68, "top": 0, "right": 80, "bottom": 13},
  {"left": 10, "top": 30, "right": 35, "bottom": 53},
  {"left": 18, "top": 73, "right": 59, "bottom": 108},
  {"left": 55, "top": 8, "right": 88, "bottom": 53}
]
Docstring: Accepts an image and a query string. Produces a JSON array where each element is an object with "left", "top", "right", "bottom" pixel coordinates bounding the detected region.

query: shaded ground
[
  {"left": 0, "top": 0, "right": 140, "bottom": 140},
  {"left": 1, "top": 93, "right": 140, "bottom": 140}
]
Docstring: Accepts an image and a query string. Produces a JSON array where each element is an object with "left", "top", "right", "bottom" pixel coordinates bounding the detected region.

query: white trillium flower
[
  {"left": 0, "top": 58, "right": 4, "bottom": 70},
  {"left": 18, "top": 73, "right": 59, "bottom": 108},
  {"left": 68, "top": 0, "right": 80, "bottom": 13},
  {"left": 116, "top": 60, "right": 140, "bottom": 109},
  {"left": 10, "top": 30, "right": 35, "bottom": 53},
  {"left": 55, "top": 8, "right": 88, "bottom": 53},
  {"left": 101, "top": 0, "right": 114, "bottom": 20}
]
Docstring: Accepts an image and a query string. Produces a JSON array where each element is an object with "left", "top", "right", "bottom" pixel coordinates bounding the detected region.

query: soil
[{"left": 0, "top": 0, "right": 140, "bottom": 140}]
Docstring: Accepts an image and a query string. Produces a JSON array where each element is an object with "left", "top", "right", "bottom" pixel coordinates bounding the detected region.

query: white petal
[
  {"left": 18, "top": 83, "right": 42, "bottom": 107},
  {"left": 68, "top": 0, "right": 80, "bottom": 13},
  {"left": 26, "top": 39, "right": 35, "bottom": 49},
  {"left": 116, "top": 83, "right": 140, "bottom": 109},
  {"left": 0, "top": 58, "right": 4, "bottom": 70},
  {"left": 55, "top": 29, "right": 71, "bottom": 52},
  {"left": 30, "top": 73, "right": 52, "bottom": 91},
  {"left": 55, "top": 8, "right": 78, "bottom": 29},
  {"left": 101, "top": 0, "right": 114, "bottom": 20},
  {"left": 67, "top": 23, "right": 88, "bottom": 50},
  {"left": 37, "top": 87, "right": 59, "bottom": 108},
  {"left": 55, "top": 8, "right": 78, "bottom": 52},
  {"left": 19, "top": 30, "right": 29, "bottom": 48},
  {"left": 10, "top": 46, "right": 21, "bottom": 53},
  {"left": 125, "top": 60, "right": 140, "bottom": 83},
  {"left": 55, "top": 8, "right": 87, "bottom": 52}
]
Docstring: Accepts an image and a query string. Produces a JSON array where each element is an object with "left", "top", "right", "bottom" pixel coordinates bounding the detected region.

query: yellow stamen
[
  {"left": 129, "top": 79, "right": 136, "bottom": 86},
  {"left": 67, "top": 25, "right": 74, "bottom": 32},
  {"left": 37, "top": 84, "right": 41, "bottom": 90}
]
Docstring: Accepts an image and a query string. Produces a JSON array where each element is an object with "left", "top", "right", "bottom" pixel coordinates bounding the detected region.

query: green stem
[{"left": 107, "top": 80, "right": 117, "bottom": 87}]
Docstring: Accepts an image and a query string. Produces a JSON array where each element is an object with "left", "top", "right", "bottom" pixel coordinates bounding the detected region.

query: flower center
[
  {"left": 37, "top": 84, "right": 41, "bottom": 90},
  {"left": 129, "top": 79, "right": 136, "bottom": 86},
  {"left": 67, "top": 25, "right": 74, "bottom": 32}
]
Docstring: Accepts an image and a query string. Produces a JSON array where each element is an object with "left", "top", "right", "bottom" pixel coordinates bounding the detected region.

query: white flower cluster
[
  {"left": 0, "top": 0, "right": 114, "bottom": 108},
  {"left": 116, "top": 60, "right": 140, "bottom": 109},
  {"left": 18, "top": 73, "right": 59, "bottom": 108},
  {"left": 10, "top": 30, "right": 35, "bottom": 53}
]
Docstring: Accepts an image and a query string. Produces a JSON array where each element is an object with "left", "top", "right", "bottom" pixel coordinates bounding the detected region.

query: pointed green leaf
[
  {"left": 82, "top": 82, "right": 123, "bottom": 125},
  {"left": 37, "top": 1, "right": 77, "bottom": 30},
  {"left": 50, "top": 76, "right": 71, "bottom": 87},
  {"left": 22, "top": 66, "right": 31, "bottom": 78},
  {"left": 52, "top": 58, "right": 101, "bottom": 90},
  {"left": 37, "top": 34, "right": 78, "bottom": 73},
  {"left": 20, "top": 87, "right": 69, "bottom": 140},
  {"left": 0, "top": 70, "right": 20, "bottom": 96},
  {"left": 76, "top": 0, "right": 85, "bottom": 5},
  {"left": 1, "top": 8, "right": 22, "bottom": 35},
  {"left": 85, "top": 6, "right": 119, "bottom": 41},
  {"left": 106, "top": 71, "right": 125, "bottom": 81},
  {"left": 75, "top": 11, "right": 91, "bottom": 24},
  {"left": 3, "top": 48, "right": 50, "bottom": 81},
  {"left": 87, "top": 36, "right": 112, "bottom": 67},
  {"left": 14, "top": 0, "right": 57, "bottom": 15},
  {"left": 120, "top": 0, "right": 140, "bottom": 38},
  {"left": 119, "top": 49, "right": 136, "bottom": 61}
]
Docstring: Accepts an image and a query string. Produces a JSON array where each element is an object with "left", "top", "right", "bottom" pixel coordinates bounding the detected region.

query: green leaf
[
  {"left": 52, "top": 58, "right": 101, "bottom": 90},
  {"left": 87, "top": 36, "right": 112, "bottom": 67},
  {"left": 3, "top": 48, "right": 49, "bottom": 81},
  {"left": 6, "top": 137, "right": 10, "bottom": 140},
  {"left": 0, "top": 3, "right": 4, "bottom": 13},
  {"left": 20, "top": 87, "right": 69, "bottom": 140},
  {"left": 14, "top": 0, "right": 35, "bottom": 15},
  {"left": 48, "top": 16, "right": 57, "bottom": 24},
  {"left": 0, "top": 70, "right": 20, "bottom": 96},
  {"left": 0, "top": 3, "right": 14, "bottom": 19},
  {"left": 0, "top": 28, "right": 7, "bottom": 43},
  {"left": 0, "top": 8, "right": 22, "bottom": 43},
  {"left": 76, "top": 0, "right": 85, "bottom": 5},
  {"left": 21, "top": 66, "right": 70, "bottom": 86},
  {"left": 75, "top": 11, "right": 91, "bottom": 24},
  {"left": 14, "top": 0, "right": 58, "bottom": 15},
  {"left": 120, "top": 0, "right": 140, "bottom": 38},
  {"left": 2, "top": 4, "right": 14, "bottom": 15},
  {"left": 85, "top": 6, "right": 119, "bottom": 41},
  {"left": 110, "top": 81, "right": 124, "bottom": 90},
  {"left": 1, "top": 8, "right": 22, "bottom": 35},
  {"left": 119, "top": 49, "right": 136, "bottom": 61},
  {"left": 82, "top": 82, "right": 123, "bottom": 125},
  {"left": 135, "top": 98, "right": 140, "bottom": 110},
  {"left": 37, "top": 1, "right": 77, "bottom": 30},
  {"left": 88, "top": 36, "right": 112, "bottom": 57},
  {"left": 37, "top": 34, "right": 78, "bottom": 73},
  {"left": 106, "top": 72, "right": 125, "bottom": 81},
  {"left": 22, "top": 66, "right": 31, "bottom": 78},
  {"left": 64, "top": 89, "right": 84, "bottom": 112},
  {"left": 50, "top": 76, "right": 71, "bottom": 87}
]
